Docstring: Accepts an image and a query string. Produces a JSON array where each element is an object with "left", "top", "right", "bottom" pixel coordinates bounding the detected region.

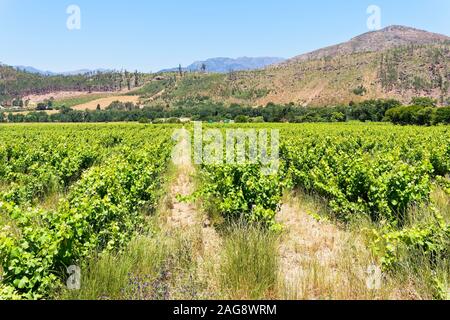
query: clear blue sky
[{"left": 0, "top": 0, "right": 449, "bottom": 72}]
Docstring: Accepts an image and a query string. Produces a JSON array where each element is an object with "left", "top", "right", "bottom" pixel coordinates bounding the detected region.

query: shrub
[
  {"left": 385, "top": 106, "right": 425, "bottom": 125},
  {"left": 234, "top": 115, "right": 249, "bottom": 123},
  {"left": 410, "top": 97, "right": 437, "bottom": 108},
  {"left": 433, "top": 107, "right": 450, "bottom": 124},
  {"left": 353, "top": 85, "right": 367, "bottom": 96}
]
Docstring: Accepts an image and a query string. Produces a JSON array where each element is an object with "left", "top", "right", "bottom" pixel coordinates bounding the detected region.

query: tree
[
  {"left": 36, "top": 103, "right": 48, "bottom": 111},
  {"left": 235, "top": 115, "right": 249, "bottom": 123},
  {"left": 331, "top": 112, "right": 345, "bottom": 122},
  {"left": 410, "top": 97, "right": 437, "bottom": 108},
  {"left": 134, "top": 70, "right": 140, "bottom": 87}
]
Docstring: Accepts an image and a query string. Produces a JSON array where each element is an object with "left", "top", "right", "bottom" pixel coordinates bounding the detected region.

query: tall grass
[
  {"left": 219, "top": 221, "right": 278, "bottom": 299},
  {"left": 59, "top": 235, "right": 170, "bottom": 300},
  {"left": 59, "top": 227, "right": 208, "bottom": 300}
]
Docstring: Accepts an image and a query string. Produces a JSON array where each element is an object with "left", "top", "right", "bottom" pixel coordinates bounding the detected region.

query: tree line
[{"left": 3, "top": 97, "right": 449, "bottom": 125}]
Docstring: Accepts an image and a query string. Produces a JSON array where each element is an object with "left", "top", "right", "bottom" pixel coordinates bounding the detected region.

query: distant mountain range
[
  {"left": 14, "top": 66, "right": 113, "bottom": 76},
  {"left": 159, "top": 57, "right": 285, "bottom": 73},
  {"left": 14, "top": 56, "right": 285, "bottom": 76}
]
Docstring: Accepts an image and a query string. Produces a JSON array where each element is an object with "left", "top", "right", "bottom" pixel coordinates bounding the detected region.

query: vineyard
[{"left": 0, "top": 123, "right": 449, "bottom": 300}]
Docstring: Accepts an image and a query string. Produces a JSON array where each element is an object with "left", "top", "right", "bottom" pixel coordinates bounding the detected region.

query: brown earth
[{"left": 71, "top": 95, "right": 141, "bottom": 110}]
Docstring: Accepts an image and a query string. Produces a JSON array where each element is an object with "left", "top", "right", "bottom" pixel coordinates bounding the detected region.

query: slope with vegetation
[
  {"left": 0, "top": 66, "right": 147, "bottom": 106},
  {"left": 135, "top": 26, "right": 450, "bottom": 108}
]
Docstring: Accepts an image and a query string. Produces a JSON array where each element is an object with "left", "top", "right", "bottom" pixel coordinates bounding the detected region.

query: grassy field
[
  {"left": 52, "top": 94, "right": 110, "bottom": 108},
  {"left": 0, "top": 122, "right": 448, "bottom": 300}
]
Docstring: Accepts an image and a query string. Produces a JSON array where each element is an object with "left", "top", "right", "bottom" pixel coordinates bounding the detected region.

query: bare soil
[{"left": 71, "top": 95, "right": 140, "bottom": 111}]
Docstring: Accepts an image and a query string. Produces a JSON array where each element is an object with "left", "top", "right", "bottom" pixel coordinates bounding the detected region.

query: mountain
[
  {"left": 144, "top": 25, "right": 450, "bottom": 107},
  {"left": 14, "top": 66, "right": 113, "bottom": 76},
  {"left": 160, "top": 57, "right": 285, "bottom": 73},
  {"left": 60, "top": 68, "right": 113, "bottom": 76},
  {"left": 289, "top": 25, "right": 450, "bottom": 62},
  {"left": 15, "top": 66, "right": 56, "bottom": 76}
]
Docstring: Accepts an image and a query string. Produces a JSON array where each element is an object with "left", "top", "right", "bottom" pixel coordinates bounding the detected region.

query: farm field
[
  {"left": 69, "top": 95, "right": 141, "bottom": 111},
  {"left": 0, "top": 122, "right": 449, "bottom": 300}
]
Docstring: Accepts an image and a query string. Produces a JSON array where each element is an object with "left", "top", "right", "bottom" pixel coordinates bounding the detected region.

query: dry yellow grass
[
  {"left": 72, "top": 95, "right": 140, "bottom": 110},
  {"left": 276, "top": 191, "right": 416, "bottom": 300},
  {"left": 24, "top": 91, "right": 108, "bottom": 104}
]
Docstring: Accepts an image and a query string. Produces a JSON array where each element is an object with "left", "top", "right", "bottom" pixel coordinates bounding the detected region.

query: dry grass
[
  {"left": 219, "top": 222, "right": 278, "bottom": 300},
  {"left": 431, "top": 186, "right": 450, "bottom": 223},
  {"left": 71, "top": 95, "right": 140, "bottom": 111},
  {"left": 276, "top": 191, "right": 414, "bottom": 300}
]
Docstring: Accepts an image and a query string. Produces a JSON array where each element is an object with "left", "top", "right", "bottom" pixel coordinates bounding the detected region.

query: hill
[
  {"left": 0, "top": 65, "right": 148, "bottom": 105},
  {"left": 289, "top": 25, "right": 449, "bottom": 62},
  {"left": 141, "top": 26, "right": 450, "bottom": 107}
]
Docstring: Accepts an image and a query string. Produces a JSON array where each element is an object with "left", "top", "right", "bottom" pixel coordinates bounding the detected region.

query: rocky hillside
[
  {"left": 143, "top": 26, "right": 450, "bottom": 107},
  {"left": 289, "top": 25, "right": 450, "bottom": 62}
]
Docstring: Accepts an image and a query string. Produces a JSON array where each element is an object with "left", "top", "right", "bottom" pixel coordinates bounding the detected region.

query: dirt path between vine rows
[
  {"left": 276, "top": 195, "right": 385, "bottom": 299},
  {"left": 163, "top": 132, "right": 222, "bottom": 296}
]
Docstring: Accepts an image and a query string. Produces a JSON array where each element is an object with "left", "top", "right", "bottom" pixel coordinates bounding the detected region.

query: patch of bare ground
[
  {"left": 23, "top": 85, "right": 145, "bottom": 105},
  {"left": 72, "top": 95, "right": 140, "bottom": 111},
  {"left": 276, "top": 191, "right": 415, "bottom": 300},
  {"left": 158, "top": 133, "right": 222, "bottom": 299}
]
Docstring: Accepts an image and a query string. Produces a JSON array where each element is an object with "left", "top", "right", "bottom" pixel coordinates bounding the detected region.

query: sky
[{"left": 0, "top": 0, "right": 449, "bottom": 72}]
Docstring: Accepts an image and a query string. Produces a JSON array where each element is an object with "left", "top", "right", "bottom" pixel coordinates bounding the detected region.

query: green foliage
[
  {"left": 385, "top": 106, "right": 425, "bottom": 125},
  {"left": 433, "top": 107, "right": 450, "bottom": 124},
  {"left": 352, "top": 85, "right": 367, "bottom": 96},
  {"left": 386, "top": 105, "right": 450, "bottom": 125},
  {"left": 349, "top": 99, "right": 401, "bottom": 122},
  {"left": 234, "top": 115, "right": 249, "bottom": 123},
  {"left": 370, "top": 221, "right": 449, "bottom": 271},
  {"left": 282, "top": 124, "right": 445, "bottom": 224},
  {"left": 410, "top": 97, "right": 438, "bottom": 108},
  {"left": 0, "top": 125, "right": 172, "bottom": 299},
  {"left": 198, "top": 163, "right": 284, "bottom": 230}
]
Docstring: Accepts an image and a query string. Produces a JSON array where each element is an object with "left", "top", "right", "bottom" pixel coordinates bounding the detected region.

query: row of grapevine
[
  {"left": 0, "top": 125, "right": 137, "bottom": 205},
  {"left": 195, "top": 123, "right": 449, "bottom": 275},
  {"left": 0, "top": 124, "right": 173, "bottom": 299},
  {"left": 280, "top": 124, "right": 450, "bottom": 272}
]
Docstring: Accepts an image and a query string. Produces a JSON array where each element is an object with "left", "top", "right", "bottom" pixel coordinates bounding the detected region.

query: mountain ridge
[
  {"left": 286, "top": 25, "right": 450, "bottom": 63},
  {"left": 159, "top": 56, "right": 285, "bottom": 73},
  {"left": 14, "top": 66, "right": 113, "bottom": 76}
]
